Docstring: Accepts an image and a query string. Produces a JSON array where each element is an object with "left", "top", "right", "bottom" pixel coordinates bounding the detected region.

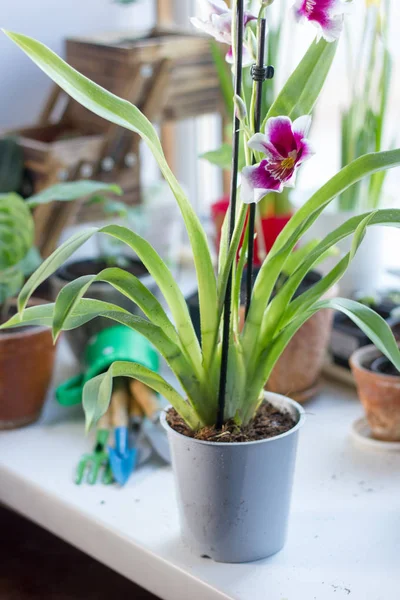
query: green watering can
[{"left": 56, "top": 325, "right": 159, "bottom": 406}]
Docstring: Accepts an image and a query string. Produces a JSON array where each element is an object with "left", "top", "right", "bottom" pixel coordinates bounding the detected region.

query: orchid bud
[
  {"left": 246, "top": 27, "right": 258, "bottom": 63},
  {"left": 262, "top": 0, "right": 275, "bottom": 6},
  {"left": 234, "top": 94, "right": 248, "bottom": 122}
]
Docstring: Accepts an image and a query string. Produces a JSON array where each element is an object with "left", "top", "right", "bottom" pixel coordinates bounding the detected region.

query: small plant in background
[
  {"left": 0, "top": 181, "right": 121, "bottom": 322},
  {"left": 339, "top": 0, "right": 392, "bottom": 211}
]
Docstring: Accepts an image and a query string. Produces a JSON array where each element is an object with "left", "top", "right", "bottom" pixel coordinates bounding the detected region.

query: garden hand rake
[{"left": 75, "top": 409, "right": 113, "bottom": 485}]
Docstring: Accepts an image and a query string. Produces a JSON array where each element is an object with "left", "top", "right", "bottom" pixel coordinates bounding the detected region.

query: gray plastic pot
[{"left": 161, "top": 392, "right": 305, "bottom": 563}]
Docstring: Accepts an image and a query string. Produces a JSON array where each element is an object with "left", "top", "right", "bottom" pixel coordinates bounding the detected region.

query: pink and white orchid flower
[
  {"left": 241, "top": 116, "right": 314, "bottom": 204},
  {"left": 293, "top": 0, "right": 351, "bottom": 42},
  {"left": 191, "top": 0, "right": 256, "bottom": 66}
]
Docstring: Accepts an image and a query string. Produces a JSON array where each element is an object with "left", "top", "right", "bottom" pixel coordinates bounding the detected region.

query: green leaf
[
  {"left": 262, "top": 212, "right": 376, "bottom": 342},
  {"left": 18, "top": 247, "right": 42, "bottom": 276},
  {"left": 8, "top": 295, "right": 210, "bottom": 419},
  {"left": 318, "top": 298, "right": 400, "bottom": 371},
  {"left": 18, "top": 227, "right": 98, "bottom": 312},
  {"left": 52, "top": 267, "right": 179, "bottom": 348},
  {"left": 247, "top": 297, "right": 400, "bottom": 420},
  {"left": 271, "top": 151, "right": 400, "bottom": 260},
  {"left": 83, "top": 362, "right": 200, "bottom": 432},
  {"left": 16, "top": 223, "right": 203, "bottom": 377},
  {"left": 4, "top": 30, "right": 218, "bottom": 363},
  {"left": 98, "top": 225, "right": 202, "bottom": 373},
  {"left": 26, "top": 181, "right": 122, "bottom": 208},
  {"left": 0, "top": 265, "right": 24, "bottom": 304},
  {"left": 217, "top": 203, "right": 247, "bottom": 315},
  {"left": 0, "top": 193, "right": 34, "bottom": 270},
  {"left": 281, "top": 240, "right": 320, "bottom": 278},
  {"left": 244, "top": 150, "right": 400, "bottom": 360},
  {"left": 210, "top": 40, "right": 233, "bottom": 117},
  {"left": 265, "top": 39, "right": 337, "bottom": 124},
  {"left": 0, "top": 302, "right": 55, "bottom": 329},
  {"left": 201, "top": 144, "right": 232, "bottom": 170}
]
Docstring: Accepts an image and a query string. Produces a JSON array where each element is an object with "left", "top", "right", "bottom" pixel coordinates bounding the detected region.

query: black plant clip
[{"left": 251, "top": 64, "right": 275, "bottom": 82}]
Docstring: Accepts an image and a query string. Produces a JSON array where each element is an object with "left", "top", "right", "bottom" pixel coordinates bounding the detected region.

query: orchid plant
[
  {"left": 3, "top": 0, "right": 400, "bottom": 432},
  {"left": 202, "top": 0, "right": 293, "bottom": 219}
]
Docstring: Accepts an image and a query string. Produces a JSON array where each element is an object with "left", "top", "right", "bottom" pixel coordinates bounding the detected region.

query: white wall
[{"left": 0, "top": 0, "right": 156, "bottom": 130}]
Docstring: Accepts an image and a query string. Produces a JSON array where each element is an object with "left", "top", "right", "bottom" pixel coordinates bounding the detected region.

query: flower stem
[
  {"left": 245, "top": 17, "right": 268, "bottom": 319},
  {"left": 217, "top": 0, "right": 245, "bottom": 429}
]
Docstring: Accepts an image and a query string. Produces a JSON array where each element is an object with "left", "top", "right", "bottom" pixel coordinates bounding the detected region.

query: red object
[{"left": 211, "top": 197, "right": 292, "bottom": 266}]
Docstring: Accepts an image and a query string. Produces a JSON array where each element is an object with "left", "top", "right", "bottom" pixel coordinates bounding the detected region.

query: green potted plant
[
  {"left": 3, "top": 0, "right": 400, "bottom": 562},
  {"left": 0, "top": 181, "right": 120, "bottom": 429},
  {"left": 301, "top": 0, "right": 393, "bottom": 296}
]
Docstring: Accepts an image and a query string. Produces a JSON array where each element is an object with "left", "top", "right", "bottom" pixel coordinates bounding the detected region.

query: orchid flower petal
[
  {"left": 265, "top": 116, "right": 297, "bottom": 157},
  {"left": 225, "top": 44, "right": 254, "bottom": 67},
  {"left": 241, "top": 161, "right": 283, "bottom": 204},
  {"left": 244, "top": 115, "right": 314, "bottom": 201},
  {"left": 191, "top": 0, "right": 256, "bottom": 63},
  {"left": 297, "top": 139, "right": 315, "bottom": 164},
  {"left": 293, "top": 115, "right": 312, "bottom": 138},
  {"left": 202, "top": 0, "right": 229, "bottom": 17},
  {"left": 247, "top": 133, "right": 283, "bottom": 160},
  {"left": 293, "top": 0, "right": 351, "bottom": 42}
]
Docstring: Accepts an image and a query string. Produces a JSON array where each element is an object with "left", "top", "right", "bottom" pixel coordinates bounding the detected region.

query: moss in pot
[{"left": 5, "top": 0, "right": 400, "bottom": 562}]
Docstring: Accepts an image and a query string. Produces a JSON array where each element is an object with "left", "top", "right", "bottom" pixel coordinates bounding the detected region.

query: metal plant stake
[
  {"left": 245, "top": 18, "right": 274, "bottom": 317},
  {"left": 217, "top": 0, "right": 245, "bottom": 430}
]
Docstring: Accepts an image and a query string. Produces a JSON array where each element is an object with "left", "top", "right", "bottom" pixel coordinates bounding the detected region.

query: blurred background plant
[
  {"left": 0, "top": 181, "right": 121, "bottom": 322},
  {"left": 339, "top": 0, "right": 392, "bottom": 211}
]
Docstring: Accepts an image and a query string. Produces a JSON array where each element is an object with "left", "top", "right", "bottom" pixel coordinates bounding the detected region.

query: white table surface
[{"left": 0, "top": 341, "right": 399, "bottom": 600}]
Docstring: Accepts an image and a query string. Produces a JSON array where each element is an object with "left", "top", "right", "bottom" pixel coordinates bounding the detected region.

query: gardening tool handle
[
  {"left": 98, "top": 408, "right": 112, "bottom": 431},
  {"left": 130, "top": 380, "right": 160, "bottom": 421},
  {"left": 130, "top": 395, "right": 144, "bottom": 419},
  {"left": 110, "top": 386, "right": 130, "bottom": 428}
]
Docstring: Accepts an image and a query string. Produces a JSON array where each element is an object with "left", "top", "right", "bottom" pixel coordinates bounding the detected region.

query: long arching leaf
[
  {"left": 4, "top": 30, "right": 218, "bottom": 364},
  {"left": 244, "top": 158, "right": 400, "bottom": 358},
  {"left": 246, "top": 298, "right": 400, "bottom": 421},
  {"left": 83, "top": 362, "right": 200, "bottom": 431},
  {"left": 265, "top": 39, "right": 337, "bottom": 124},
  {"left": 17, "top": 224, "right": 203, "bottom": 375},
  {"left": 52, "top": 267, "right": 179, "bottom": 346}
]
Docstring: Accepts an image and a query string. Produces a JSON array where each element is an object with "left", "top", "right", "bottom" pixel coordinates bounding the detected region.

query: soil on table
[{"left": 167, "top": 401, "right": 297, "bottom": 443}]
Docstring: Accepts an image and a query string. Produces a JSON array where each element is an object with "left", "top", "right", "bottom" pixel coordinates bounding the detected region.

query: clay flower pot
[
  {"left": 266, "top": 306, "right": 334, "bottom": 402},
  {"left": 350, "top": 344, "right": 400, "bottom": 442},
  {"left": 0, "top": 304, "right": 56, "bottom": 429}
]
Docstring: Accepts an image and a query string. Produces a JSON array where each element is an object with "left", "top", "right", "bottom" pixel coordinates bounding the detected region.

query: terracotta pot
[
  {"left": 0, "top": 303, "right": 56, "bottom": 430},
  {"left": 350, "top": 345, "right": 400, "bottom": 442},
  {"left": 266, "top": 306, "right": 334, "bottom": 402}
]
